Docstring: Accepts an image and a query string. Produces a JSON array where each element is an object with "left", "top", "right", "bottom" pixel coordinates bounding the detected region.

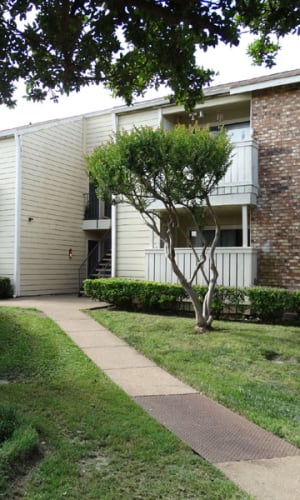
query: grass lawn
[
  {"left": 88, "top": 309, "right": 300, "bottom": 448},
  {"left": 0, "top": 307, "right": 249, "bottom": 499}
]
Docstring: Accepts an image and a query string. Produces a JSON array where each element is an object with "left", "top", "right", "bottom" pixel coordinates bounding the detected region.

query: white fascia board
[
  {"left": 113, "top": 97, "right": 168, "bottom": 116},
  {"left": 0, "top": 130, "right": 15, "bottom": 139},
  {"left": 0, "top": 114, "right": 84, "bottom": 138},
  {"left": 162, "top": 93, "right": 249, "bottom": 116},
  {"left": 17, "top": 115, "right": 84, "bottom": 136},
  {"left": 230, "top": 75, "right": 300, "bottom": 95},
  {"left": 111, "top": 86, "right": 230, "bottom": 117}
]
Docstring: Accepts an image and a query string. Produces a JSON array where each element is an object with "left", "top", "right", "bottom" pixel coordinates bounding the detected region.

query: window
[
  {"left": 210, "top": 122, "right": 250, "bottom": 142},
  {"left": 189, "top": 229, "right": 243, "bottom": 247}
]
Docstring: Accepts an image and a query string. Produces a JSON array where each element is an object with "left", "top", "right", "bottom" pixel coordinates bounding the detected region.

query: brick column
[{"left": 251, "top": 84, "right": 300, "bottom": 288}]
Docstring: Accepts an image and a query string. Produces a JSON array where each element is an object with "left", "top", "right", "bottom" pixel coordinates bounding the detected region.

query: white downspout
[
  {"left": 13, "top": 133, "right": 22, "bottom": 297},
  {"left": 111, "top": 112, "right": 118, "bottom": 277},
  {"left": 111, "top": 204, "right": 117, "bottom": 277}
]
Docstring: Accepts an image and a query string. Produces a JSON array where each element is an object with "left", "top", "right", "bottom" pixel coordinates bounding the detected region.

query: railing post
[{"left": 242, "top": 206, "right": 249, "bottom": 247}]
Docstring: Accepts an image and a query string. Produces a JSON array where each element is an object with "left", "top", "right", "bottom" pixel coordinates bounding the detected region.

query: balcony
[
  {"left": 145, "top": 247, "right": 257, "bottom": 288},
  {"left": 210, "top": 140, "right": 259, "bottom": 206},
  {"left": 148, "top": 139, "right": 259, "bottom": 211},
  {"left": 82, "top": 193, "right": 111, "bottom": 231}
]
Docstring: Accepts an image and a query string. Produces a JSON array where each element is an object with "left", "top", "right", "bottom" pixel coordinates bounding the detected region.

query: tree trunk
[
  {"left": 142, "top": 208, "right": 219, "bottom": 333},
  {"left": 202, "top": 196, "right": 220, "bottom": 327},
  {"left": 165, "top": 237, "right": 211, "bottom": 332}
]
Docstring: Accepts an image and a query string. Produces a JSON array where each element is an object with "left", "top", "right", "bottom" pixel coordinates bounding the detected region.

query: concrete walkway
[{"left": 1, "top": 294, "right": 300, "bottom": 500}]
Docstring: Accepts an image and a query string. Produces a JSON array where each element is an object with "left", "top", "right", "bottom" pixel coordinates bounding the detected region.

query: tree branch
[{"left": 107, "top": 0, "right": 228, "bottom": 36}]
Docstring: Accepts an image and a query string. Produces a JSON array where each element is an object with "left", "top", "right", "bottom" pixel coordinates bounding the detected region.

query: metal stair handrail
[
  {"left": 78, "top": 230, "right": 112, "bottom": 295},
  {"left": 78, "top": 242, "right": 100, "bottom": 295}
]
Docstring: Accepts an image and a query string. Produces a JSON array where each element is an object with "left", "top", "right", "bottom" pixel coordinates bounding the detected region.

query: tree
[
  {"left": 1, "top": 1, "right": 300, "bottom": 109},
  {"left": 87, "top": 125, "right": 233, "bottom": 332}
]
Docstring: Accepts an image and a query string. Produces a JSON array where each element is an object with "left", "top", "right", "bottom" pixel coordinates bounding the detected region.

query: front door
[{"left": 88, "top": 240, "right": 99, "bottom": 276}]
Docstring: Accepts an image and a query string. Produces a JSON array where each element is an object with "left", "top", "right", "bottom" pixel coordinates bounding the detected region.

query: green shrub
[
  {"left": 84, "top": 278, "right": 300, "bottom": 323},
  {"left": 291, "top": 290, "right": 300, "bottom": 315},
  {"left": 193, "top": 286, "right": 247, "bottom": 318},
  {"left": 84, "top": 279, "right": 248, "bottom": 317},
  {"left": 0, "top": 278, "right": 12, "bottom": 299},
  {"left": 247, "top": 287, "right": 294, "bottom": 322},
  {"left": 213, "top": 286, "right": 247, "bottom": 318},
  {"left": 84, "top": 278, "right": 187, "bottom": 311}
]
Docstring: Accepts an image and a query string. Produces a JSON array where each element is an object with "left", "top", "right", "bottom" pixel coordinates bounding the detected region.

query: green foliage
[
  {"left": 84, "top": 278, "right": 187, "bottom": 311},
  {"left": 84, "top": 278, "right": 233, "bottom": 314},
  {"left": 0, "top": 278, "right": 12, "bottom": 299},
  {"left": 1, "top": 1, "right": 299, "bottom": 108},
  {"left": 84, "top": 279, "right": 246, "bottom": 318},
  {"left": 0, "top": 425, "right": 39, "bottom": 495},
  {"left": 0, "top": 403, "right": 39, "bottom": 494},
  {"left": 195, "top": 285, "right": 298, "bottom": 323},
  {"left": 87, "top": 125, "right": 233, "bottom": 331},
  {"left": 240, "top": 0, "right": 300, "bottom": 68},
  {"left": 0, "top": 404, "right": 19, "bottom": 444},
  {"left": 87, "top": 125, "right": 233, "bottom": 209},
  {"left": 247, "top": 37, "right": 280, "bottom": 68},
  {"left": 85, "top": 278, "right": 300, "bottom": 324},
  {"left": 0, "top": 307, "right": 246, "bottom": 498},
  {"left": 247, "top": 287, "right": 295, "bottom": 322},
  {"left": 0, "top": 421, "right": 38, "bottom": 465},
  {"left": 89, "top": 308, "right": 300, "bottom": 448},
  {"left": 194, "top": 286, "right": 248, "bottom": 319},
  {"left": 291, "top": 291, "right": 300, "bottom": 314}
]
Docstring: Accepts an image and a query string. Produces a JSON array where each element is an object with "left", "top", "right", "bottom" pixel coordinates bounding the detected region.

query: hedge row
[
  {"left": 84, "top": 278, "right": 300, "bottom": 323},
  {"left": 84, "top": 279, "right": 186, "bottom": 312},
  {"left": 0, "top": 278, "right": 12, "bottom": 299}
]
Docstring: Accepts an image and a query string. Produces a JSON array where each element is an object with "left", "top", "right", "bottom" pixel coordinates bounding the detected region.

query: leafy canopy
[
  {"left": 87, "top": 125, "right": 233, "bottom": 331},
  {"left": 1, "top": 1, "right": 300, "bottom": 109},
  {"left": 87, "top": 125, "right": 233, "bottom": 211}
]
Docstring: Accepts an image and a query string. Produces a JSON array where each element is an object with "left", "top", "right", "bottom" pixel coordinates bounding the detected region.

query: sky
[{"left": 0, "top": 32, "right": 299, "bottom": 130}]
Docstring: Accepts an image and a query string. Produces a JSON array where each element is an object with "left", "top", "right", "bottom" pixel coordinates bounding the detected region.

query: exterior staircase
[
  {"left": 90, "top": 251, "right": 112, "bottom": 279},
  {"left": 78, "top": 244, "right": 111, "bottom": 296}
]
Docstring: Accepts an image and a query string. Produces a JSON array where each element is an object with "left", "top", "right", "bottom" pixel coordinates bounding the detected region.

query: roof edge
[
  {"left": 1, "top": 68, "right": 300, "bottom": 135},
  {"left": 230, "top": 73, "right": 300, "bottom": 95}
]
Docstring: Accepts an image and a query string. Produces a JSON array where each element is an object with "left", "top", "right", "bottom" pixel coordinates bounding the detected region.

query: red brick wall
[{"left": 251, "top": 84, "right": 300, "bottom": 288}]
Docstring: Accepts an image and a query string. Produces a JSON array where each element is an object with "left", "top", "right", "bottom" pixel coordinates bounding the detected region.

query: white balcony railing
[
  {"left": 210, "top": 140, "right": 259, "bottom": 204},
  {"left": 148, "top": 139, "right": 259, "bottom": 211},
  {"left": 145, "top": 247, "right": 257, "bottom": 288}
]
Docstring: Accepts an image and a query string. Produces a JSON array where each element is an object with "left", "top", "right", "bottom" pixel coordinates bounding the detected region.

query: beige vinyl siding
[
  {"left": 19, "top": 120, "right": 87, "bottom": 295},
  {"left": 116, "top": 203, "right": 150, "bottom": 279},
  {"left": 0, "top": 136, "right": 16, "bottom": 283},
  {"left": 115, "top": 109, "right": 160, "bottom": 278},
  {"left": 84, "top": 107, "right": 160, "bottom": 156},
  {"left": 118, "top": 108, "right": 159, "bottom": 132},
  {"left": 84, "top": 113, "right": 113, "bottom": 154}
]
